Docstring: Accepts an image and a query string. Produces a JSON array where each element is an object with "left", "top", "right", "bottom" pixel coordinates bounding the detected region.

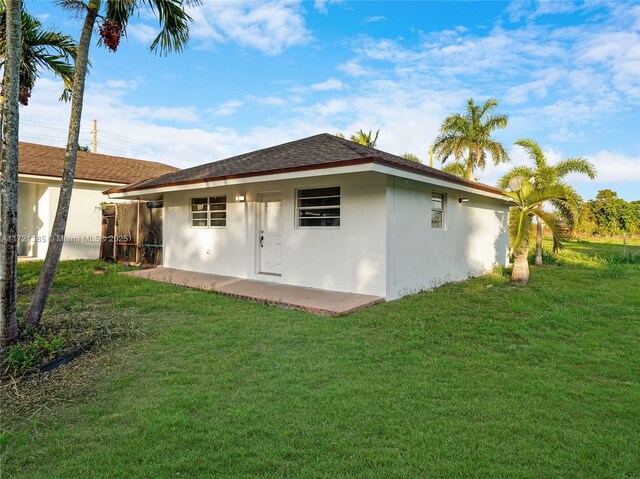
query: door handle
[{"left": 260, "top": 231, "right": 264, "bottom": 248}]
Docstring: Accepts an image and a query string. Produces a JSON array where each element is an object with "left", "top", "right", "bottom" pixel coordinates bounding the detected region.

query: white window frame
[
  {"left": 295, "top": 186, "right": 341, "bottom": 229},
  {"left": 190, "top": 195, "right": 227, "bottom": 228},
  {"left": 431, "top": 191, "right": 446, "bottom": 230}
]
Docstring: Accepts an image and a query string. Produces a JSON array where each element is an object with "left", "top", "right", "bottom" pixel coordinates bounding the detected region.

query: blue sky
[{"left": 21, "top": 0, "right": 640, "bottom": 200}]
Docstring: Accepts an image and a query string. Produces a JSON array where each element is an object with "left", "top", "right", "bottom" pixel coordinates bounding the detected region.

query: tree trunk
[
  {"left": 535, "top": 220, "right": 543, "bottom": 266},
  {"left": 0, "top": 0, "right": 23, "bottom": 348},
  {"left": 511, "top": 251, "right": 530, "bottom": 284},
  {"left": 465, "top": 152, "right": 474, "bottom": 180},
  {"left": 23, "top": 4, "right": 98, "bottom": 326}
]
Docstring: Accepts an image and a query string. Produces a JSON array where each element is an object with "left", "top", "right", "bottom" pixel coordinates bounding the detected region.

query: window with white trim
[
  {"left": 296, "top": 186, "right": 340, "bottom": 227},
  {"left": 191, "top": 196, "right": 226, "bottom": 227},
  {"left": 431, "top": 192, "right": 445, "bottom": 229}
]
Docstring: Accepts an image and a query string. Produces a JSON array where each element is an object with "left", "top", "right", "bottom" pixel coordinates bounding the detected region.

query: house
[
  {"left": 105, "top": 134, "right": 510, "bottom": 300},
  {"left": 17, "top": 142, "right": 179, "bottom": 260}
]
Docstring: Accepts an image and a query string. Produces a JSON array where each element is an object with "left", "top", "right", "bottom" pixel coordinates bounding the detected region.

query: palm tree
[
  {"left": 0, "top": 0, "right": 21, "bottom": 348},
  {"left": 0, "top": 5, "right": 77, "bottom": 106},
  {"left": 0, "top": 3, "right": 76, "bottom": 346},
  {"left": 433, "top": 98, "right": 509, "bottom": 180},
  {"left": 402, "top": 153, "right": 421, "bottom": 163},
  {"left": 441, "top": 161, "right": 466, "bottom": 177},
  {"left": 506, "top": 178, "right": 570, "bottom": 284},
  {"left": 498, "top": 139, "right": 596, "bottom": 265},
  {"left": 336, "top": 129, "right": 380, "bottom": 147},
  {"left": 24, "top": 0, "right": 195, "bottom": 327}
]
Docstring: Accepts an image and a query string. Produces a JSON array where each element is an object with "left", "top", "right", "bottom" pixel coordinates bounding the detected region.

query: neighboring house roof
[
  {"left": 105, "top": 133, "right": 505, "bottom": 196},
  {"left": 19, "top": 142, "right": 179, "bottom": 185}
]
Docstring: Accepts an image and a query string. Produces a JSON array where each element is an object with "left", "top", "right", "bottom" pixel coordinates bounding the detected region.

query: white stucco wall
[
  {"left": 385, "top": 177, "right": 510, "bottom": 300},
  {"left": 162, "top": 172, "right": 389, "bottom": 297},
  {"left": 18, "top": 177, "right": 121, "bottom": 260}
]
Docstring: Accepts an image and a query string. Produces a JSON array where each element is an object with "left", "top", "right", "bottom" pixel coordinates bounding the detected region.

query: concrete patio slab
[{"left": 123, "top": 268, "right": 384, "bottom": 316}]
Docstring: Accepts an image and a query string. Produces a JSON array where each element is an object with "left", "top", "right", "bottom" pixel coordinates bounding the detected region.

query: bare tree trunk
[
  {"left": 511, "top": 251, "right": 530, "bottom": 284},
  {"left": 535, "top": 220, "right": 543, "bottom": 266},
  {"left": 0, "top": 0, "right": 22, "bottom": 348},
  {"left": 23, "top": 3, "right": 98, "bottom": 326}
]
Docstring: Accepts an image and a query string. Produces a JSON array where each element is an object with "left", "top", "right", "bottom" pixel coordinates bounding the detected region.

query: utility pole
[
  {"left": 92, "top": 119, "right": 97, "bottom": 153},
  {"left": 429, "top": 143, "right": 433, "bottom": 168}
]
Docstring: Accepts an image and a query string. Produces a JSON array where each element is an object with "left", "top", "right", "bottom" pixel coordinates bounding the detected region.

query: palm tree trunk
[
  {"left": 465, "top": 152, "right": 473, "bottom": 180},
  {"left": 511, "top": 251, "right": 530, "bottom": 284},
  {"left": 0, "top": 0, "right": 22, "bottom": 348},
  {"left": 535, "top": 220, "right": 543, "bottom": 266},
  {"left": 23, "top": 3, "right": 98, "bottom": 326}
]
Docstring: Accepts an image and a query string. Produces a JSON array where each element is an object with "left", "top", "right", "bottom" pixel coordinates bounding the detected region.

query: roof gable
[
  {"left": 19, "top": 142, "right": 179, "bottom": 185},
  {"left": 105, "top": 133, "right": 504, "bottom": 196}
]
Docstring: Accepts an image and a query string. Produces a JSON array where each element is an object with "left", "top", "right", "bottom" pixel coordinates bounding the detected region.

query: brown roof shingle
[
  {"left": 19, "top": 142, "right": 179, "bottom": 185},
  {"left": 106, "top": 133, "right": 505, "bottom": 196}
]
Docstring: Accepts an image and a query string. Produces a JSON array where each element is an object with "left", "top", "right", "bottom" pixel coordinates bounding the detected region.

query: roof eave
[{"left": 104, "top": 156, "right": 506, "bottom": 199}]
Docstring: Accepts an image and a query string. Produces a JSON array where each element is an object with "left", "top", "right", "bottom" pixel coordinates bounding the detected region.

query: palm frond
[
  {"left": 483, "top": 113, "right": 508, "bottom": 132},
  {"left": 534, "top": 207, "right": 569, "bottom": 251},
  {"left": 485, "top": 139, "right": 509, "bottom": 166},
  {"left": 515, "top": 138, "right": 546, "bottom": 170},
  {"left": 554, "top": 157, "right": 597, "bottom": 180},
  {"left": 522, "top": 184, "right": 568, "bottom": 208},
  {"left": 509, "top": 208, "right": 533, "bottom": 255},
  {"left": 143, "top": 0, "right": 193, "bottom": 55},
  {"left": 478, "top": 97, "right": 499, "bottom": 117}
]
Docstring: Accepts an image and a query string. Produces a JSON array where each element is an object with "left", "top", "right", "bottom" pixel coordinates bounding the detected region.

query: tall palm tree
[
  {"left": 499, "top": 139, "right": 596, "bottom": 265},
  {"left": 0, "top": 0, "right": 21, "bottom": 348},
  {"left": 506, "top": 178, "right": 570, "bottom": 284},
  {"left": 336, "top": 129, "right": 380, "bottom": 147},
  {"left": 0, "top": 4, "right": 77, "bottom": 106},
  {"left": 24, "top": 0, "right": 196, "bottom": 327},
  {"left": 433, "top": 98, "right": 509, "bottom": 180},
  {"left": 441, "top": 161, "right": 466, "bottom": 177}
]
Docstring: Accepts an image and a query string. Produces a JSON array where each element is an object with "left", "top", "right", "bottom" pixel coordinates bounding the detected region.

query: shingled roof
[
  {"left": 106, "top": 133, "right": 504, "bottom": 196},
  {"left": 19, "top": 142, "right": 179, "bottom": 185}
]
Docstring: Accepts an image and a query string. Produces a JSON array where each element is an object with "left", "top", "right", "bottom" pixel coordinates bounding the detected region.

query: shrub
[{"left": 1, "top": 331, "right": 66, "bottom": 374}]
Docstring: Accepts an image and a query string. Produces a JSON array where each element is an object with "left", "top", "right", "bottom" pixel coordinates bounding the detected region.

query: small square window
[
  {"left": 296, "top": 187, "right": 340, "bottom": 227},
  {"left": 431, "top": 192, "right": 445, "bottom": 229},
  {"left": 191, "top": 196, "right": 226, "bottom": 227}
]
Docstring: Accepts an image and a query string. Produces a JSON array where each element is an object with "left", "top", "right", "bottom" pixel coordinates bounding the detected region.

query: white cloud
[
  {"left": 337, "top": 60, "right": 375, "bottom": 77},
  {"left": 362, "top": 16, "right": 386, "bottom": 24},
  {"left": 188, "top": 1, "right": 312, "bottom": 55},
  {"left": 314, "top": 0, "right": 342, "bottom": 14},
  {"left": 504, "top": 68, "right": 564, "bottom": 104},
  {"left": 213, "top": 100, "right": 243, "bottom": 117},
  {"left": 505, "top": 1, "right": 583, "bottom": 22},
  {"left": 104, "top": 79, "right": 139, "bottom": 91},
  {"left": 127, "top": 23, "right": 158, "bottom": 45},
  {"left": 309, "top": 78, "right": 344, "bottom": 91},
  {"left": 581, "top": 151, "right": 640, "bottom": 183}
]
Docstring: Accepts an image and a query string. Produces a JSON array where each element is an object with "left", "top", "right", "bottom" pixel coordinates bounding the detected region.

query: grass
[{"left": 1, "top": 239, "right": 639, "bottom": 478}]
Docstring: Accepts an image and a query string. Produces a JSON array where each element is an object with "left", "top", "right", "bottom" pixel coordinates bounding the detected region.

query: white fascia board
[
  {"left": 105, "top": 163, "right": 375, "bottom": 199},
  {"left": 371, "top": 164, "right": 508, "bottom": 201},
  {"left": 19, "top": 173, "right": 124, "bottom": 188}
]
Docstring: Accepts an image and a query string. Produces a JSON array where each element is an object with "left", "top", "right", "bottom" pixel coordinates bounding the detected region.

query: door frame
[{"left": 256, "top": 192, "right": 283, "bottom": 276}]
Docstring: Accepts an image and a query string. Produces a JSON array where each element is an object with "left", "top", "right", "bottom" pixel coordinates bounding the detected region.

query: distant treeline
[{"left": 576, "top": 189, "right": 640, "bottom": 237}]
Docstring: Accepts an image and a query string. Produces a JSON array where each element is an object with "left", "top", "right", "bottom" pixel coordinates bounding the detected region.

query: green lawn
[{"left": 1, "top": 239, "right": 639, "bottom": 478}]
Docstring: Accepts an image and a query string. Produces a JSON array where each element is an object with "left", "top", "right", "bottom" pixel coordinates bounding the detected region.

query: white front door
[{"left": 258, "top": 194, "right": 282, "bottom": 275}]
